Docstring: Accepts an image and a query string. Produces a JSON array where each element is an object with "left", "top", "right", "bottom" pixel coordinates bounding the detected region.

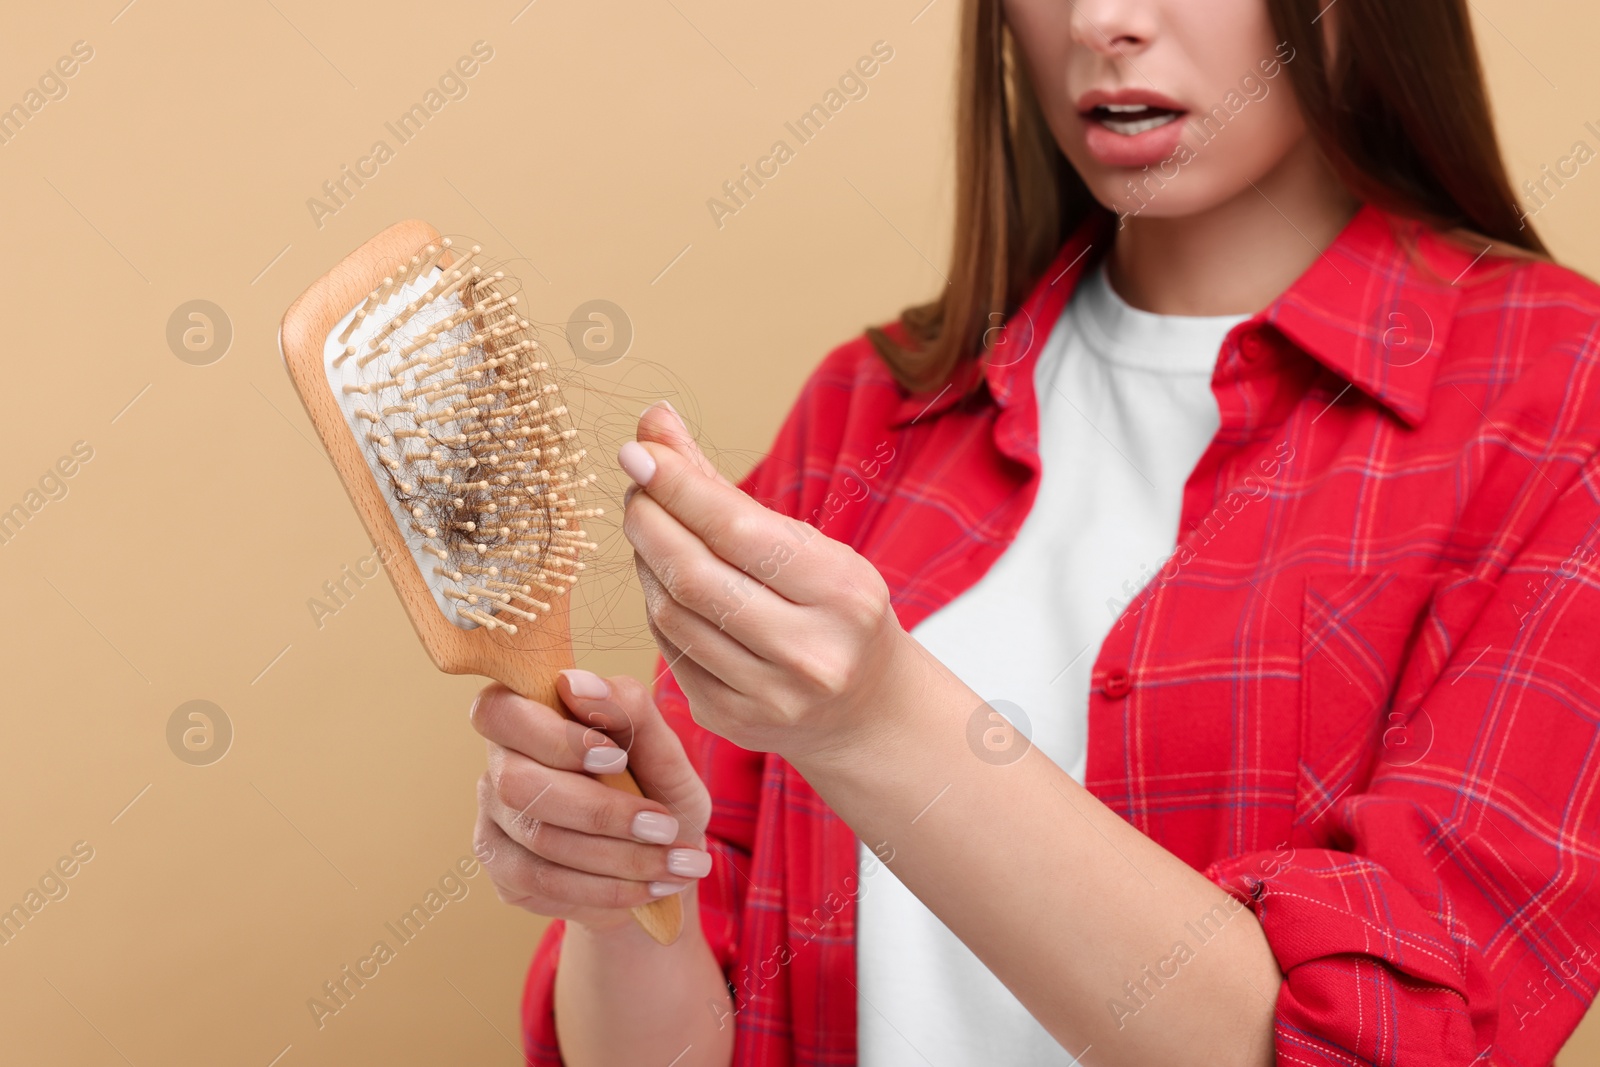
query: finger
[
  {"left": 476, "top": 774, "right": 709, "bottom": 885},
  {"left": 652, "top": 646, "right": 743, "bottom": 722},
  {"left": 638, "top": 553, "right": 785, "bottom": 694},
  {"left": 470, "top": 684, "right": 629, "bottom": 775},
  {"left": 474, "top": 804, "right": 692, "bottom": 912},
  {"left": 617, "top": 437, "right": 830, "bottom": 604},
  {"left": 521, "top": 819, "right": 712, "bottom": 885},
  {"left": 485, "top": 746, "right": 683, "bottom": 845},
  {"left": 636, "top": 401, "right": 732, "bottom": 487},
  {"left": 625, "top": 490, "right": 797, "bottom": 659},
  {"left": 559, "top": 668, "right": 712, "bottom": 841},
  {"left": 473, "top": 805, "right": 542, "bottom": 910}
]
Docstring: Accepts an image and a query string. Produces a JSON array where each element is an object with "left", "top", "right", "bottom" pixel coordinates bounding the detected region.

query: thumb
[{"left": 637, "top": 401, "right": 731, "bottom": 487}]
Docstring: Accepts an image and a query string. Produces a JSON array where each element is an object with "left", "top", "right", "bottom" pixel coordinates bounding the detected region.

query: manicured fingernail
[
  {"left": 618, "top": 440, "right": 656, "bottom": 486},
  {"left": 468, "top": 694, "right": 481, "bottom": 721},
  {"left": 642, "top": 399, "right": 686, "bottom": 430},
  {"left": 649, "top": 880, "right": 690, "bottom": 897},
  {"left": 560, "top": 668, "right": 609, "bottom": 701},
  {"left": 666, "top": 849, "right": 712, "bottom": 878},
  {"left": 583, "top": 746, "right": 628, "bottom": 774},
  {"left": 631, "top": 811, "right": 679, "bottom": 844}
]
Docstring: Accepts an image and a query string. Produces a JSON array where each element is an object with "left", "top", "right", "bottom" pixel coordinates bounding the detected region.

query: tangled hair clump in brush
[{"left": 330, "top": 238, "right": 600, "bottom": 634}]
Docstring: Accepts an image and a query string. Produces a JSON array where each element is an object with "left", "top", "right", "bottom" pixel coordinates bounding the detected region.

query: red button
[
  {"left": 1102, "top": 668, "right": 1132, "bottom": 699},
  {"left": 1239, "top": 333, "right": 1268, "bottom": 363}
]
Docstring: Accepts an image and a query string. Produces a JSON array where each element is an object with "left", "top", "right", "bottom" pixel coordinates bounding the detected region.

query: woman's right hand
[{"left": 470, "top": 668, "right": 714, "bottom": 932}]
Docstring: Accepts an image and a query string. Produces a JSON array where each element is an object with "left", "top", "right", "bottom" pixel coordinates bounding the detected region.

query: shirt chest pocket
[{"left": 1295, "top": 571, "right": 1444, "bottom": 834}]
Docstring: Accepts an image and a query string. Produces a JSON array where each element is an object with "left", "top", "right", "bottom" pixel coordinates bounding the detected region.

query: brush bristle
[{"left": 325, "top": 238, "right": 600, "bottom": 635}]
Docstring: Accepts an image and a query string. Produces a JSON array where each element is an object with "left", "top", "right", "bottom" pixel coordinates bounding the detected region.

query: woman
[{"left": 470, "top": 0, "right": 1600, "bottom": 1063}]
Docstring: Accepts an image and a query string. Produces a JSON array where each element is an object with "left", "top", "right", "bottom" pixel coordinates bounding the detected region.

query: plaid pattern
[{"left": 522, "top": 205, "right": 1600, "bottom": 1065}]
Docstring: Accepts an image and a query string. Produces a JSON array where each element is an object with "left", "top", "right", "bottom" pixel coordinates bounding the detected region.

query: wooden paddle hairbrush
[{"left": 279, "top": 219, "right": 682, "bottom": 945}]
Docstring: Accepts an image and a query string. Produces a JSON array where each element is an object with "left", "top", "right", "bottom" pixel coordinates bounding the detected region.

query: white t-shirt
[{"left": 855, "top": 261, "right": 1250, "bottom": 1065}]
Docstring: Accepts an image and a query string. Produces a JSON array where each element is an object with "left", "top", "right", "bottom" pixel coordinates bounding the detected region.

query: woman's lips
[{"left": 1080, "top": 103, "right": 1189, "bottom": 168}]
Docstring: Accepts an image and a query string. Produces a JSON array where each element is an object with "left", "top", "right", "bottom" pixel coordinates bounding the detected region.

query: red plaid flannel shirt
[{"left": 522, "top": 205, "right": 1600, "bottom": 1065}]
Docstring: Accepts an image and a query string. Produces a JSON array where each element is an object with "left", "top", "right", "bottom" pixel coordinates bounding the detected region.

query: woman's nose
[{"left": 1068, "top": 0, "right": 1158, "bottom": 58}]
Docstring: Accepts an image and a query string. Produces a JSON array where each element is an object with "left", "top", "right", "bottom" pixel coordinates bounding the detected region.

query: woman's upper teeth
[{"left": 1096, "top": 104, "right": 1181, "bottom": 135}]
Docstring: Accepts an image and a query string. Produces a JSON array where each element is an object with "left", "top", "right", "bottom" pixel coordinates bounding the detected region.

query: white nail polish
[{"left": 582, "top": 746, "right": 627, "bottom": 774}]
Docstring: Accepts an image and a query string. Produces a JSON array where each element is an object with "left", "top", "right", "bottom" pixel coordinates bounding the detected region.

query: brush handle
[{"left": 491, "top": 651, "right": 686, "bottom": 947}]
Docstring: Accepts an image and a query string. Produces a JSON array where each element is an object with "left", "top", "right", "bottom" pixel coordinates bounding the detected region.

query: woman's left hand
[{"left": 618, "top": 403, "right": 916, "bottom": 764}]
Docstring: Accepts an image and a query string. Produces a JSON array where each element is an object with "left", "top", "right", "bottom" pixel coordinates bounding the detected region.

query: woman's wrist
[
  {"left": 567, "top": 883, "right": 705, "bottom": 950},
  {"left": 567, "top": 910, "right": 641, "bottom": 939},
  {"left": 555, "top": 882, "right": 734, "bottom": 1067},
  {"left": 785, "top": 629, "right": 952, "bottom": 781}
]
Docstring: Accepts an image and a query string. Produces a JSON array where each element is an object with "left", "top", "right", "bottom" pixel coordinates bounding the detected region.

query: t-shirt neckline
[{"left": 1067, "top": 261, "right": 1252, "bottom": 374}]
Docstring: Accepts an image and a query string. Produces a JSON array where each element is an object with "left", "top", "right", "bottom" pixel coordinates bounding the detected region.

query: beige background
[{"left": 0, "top": 2, "right": 1595, "bottom": 1064}]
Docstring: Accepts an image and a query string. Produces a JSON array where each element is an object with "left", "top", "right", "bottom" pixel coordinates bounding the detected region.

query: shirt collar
[
  {"left": 1261, "top": 204, "right": 1466, "bottom": 429},
  {"left": 891, "top": 202, "right": 1472, "bottom": 431}
]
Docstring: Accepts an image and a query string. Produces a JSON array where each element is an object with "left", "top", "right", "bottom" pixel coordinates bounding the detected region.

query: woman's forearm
[
  {"left": 792, "top": 637, "right": 1283, "bottom": 1067},
  {"left": 553, "top": 887, "right": 734, "bottom": 1067},
  {"left": 614, "top": 416, "right": 1282, "bottom": 1062}
]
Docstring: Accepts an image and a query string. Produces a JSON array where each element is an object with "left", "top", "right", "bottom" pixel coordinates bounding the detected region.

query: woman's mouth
[
  {"left": 1087, "top": 103, "right": 1184, "bottom": 137},
  {"left": 1078, "top": 96, "right": 1191, "bottom": 169}
]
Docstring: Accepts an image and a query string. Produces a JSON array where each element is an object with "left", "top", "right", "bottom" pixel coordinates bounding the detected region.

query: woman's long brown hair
[{"left": 870, "top": 0, "right": 1547, "bottom": 392}]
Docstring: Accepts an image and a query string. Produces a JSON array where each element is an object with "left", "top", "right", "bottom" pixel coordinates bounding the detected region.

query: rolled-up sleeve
[{"left": 1206, "top": 452, "right": 1600, "bottom": 1066}]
